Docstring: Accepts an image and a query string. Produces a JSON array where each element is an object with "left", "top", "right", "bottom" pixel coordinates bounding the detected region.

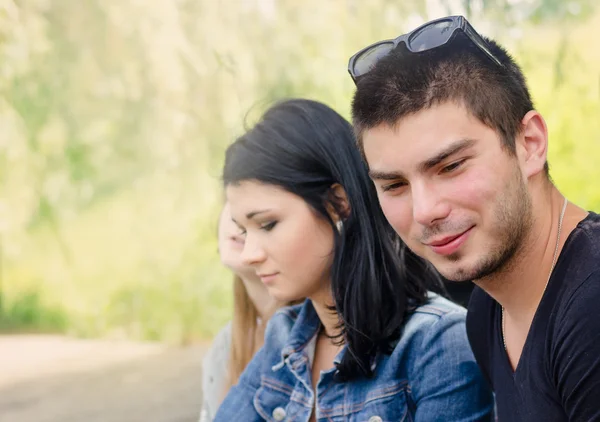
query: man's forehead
[
  {"left": 362, "top": 122, "right": 425, "bottom": 169},
  {"left": 364, "top": 129, "right": 478, "bottom": 180},
  {"left": 363, "top": 128, "right": 413, "bottom": 179}
]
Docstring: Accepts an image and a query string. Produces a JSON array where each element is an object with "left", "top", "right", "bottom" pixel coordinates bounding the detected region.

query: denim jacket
[{"left": 214, "top": 294, "right": 493, "bottom": 421}]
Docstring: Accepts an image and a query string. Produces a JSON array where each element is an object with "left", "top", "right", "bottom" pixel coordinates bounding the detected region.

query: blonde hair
[
  {"left": 226, "top": 275, "right": 261, "bottom": 388},
  {"left": 225, "top": 275, "right": 298, "bottom": 392}
]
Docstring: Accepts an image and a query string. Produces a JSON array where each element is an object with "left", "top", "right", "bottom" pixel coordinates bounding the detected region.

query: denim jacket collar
[
  {"left": 273, "top": 300, "right": 351, "bottom": 371},
  {"left": 275, "top": 300, "right": 321, "bottom": 368}
]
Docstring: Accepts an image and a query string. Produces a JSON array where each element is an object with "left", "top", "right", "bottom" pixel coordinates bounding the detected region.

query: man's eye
[
  {"left": 441, "top": 159, "right": 466, "bottom": 174},
  {"left": 382, "top": 182, "right": 407, "bottom": 192}
]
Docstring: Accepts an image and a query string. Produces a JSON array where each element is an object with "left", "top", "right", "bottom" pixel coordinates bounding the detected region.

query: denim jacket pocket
[
  {"left": 321, "top": 381, "right": 410, "bottom": 422},
  {"left": 254, "top": 376, "right": 312, "bottom": 422}
]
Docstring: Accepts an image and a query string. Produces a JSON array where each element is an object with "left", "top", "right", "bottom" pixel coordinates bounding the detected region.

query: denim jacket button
[
  {"left": 368, "top": 417, "right": 383, "bottom": 422},
  {"left": 272, "top": 406, "right": 286, "bottom": 421}
]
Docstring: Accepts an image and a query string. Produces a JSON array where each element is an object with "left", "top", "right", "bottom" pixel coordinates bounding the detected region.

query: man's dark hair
[{"left": 351, "top": 36, "right": 549, "bottom": 174}]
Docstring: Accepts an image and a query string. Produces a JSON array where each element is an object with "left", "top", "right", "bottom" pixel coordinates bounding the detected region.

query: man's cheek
[{"left": 379, "top": 198, "right": 407, "bottom": 233}]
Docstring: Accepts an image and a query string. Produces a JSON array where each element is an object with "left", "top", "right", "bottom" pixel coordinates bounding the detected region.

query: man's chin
[
  {"left": 442, "top": 273, "right": 474, "bottom": 283},
  {"left": 433, "top": 259, "right": 477, "bottom": 283}
]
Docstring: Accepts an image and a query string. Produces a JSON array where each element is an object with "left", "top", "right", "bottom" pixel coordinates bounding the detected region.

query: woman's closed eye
[
  {"left": 260, "top": 221, "right": 277, "bottom": 231},
  {"left": 230, "top": 231, "right": 246, "bottom": 244},
  {"left": 232, "top": 221, "right": 247, "bottom": 237}
]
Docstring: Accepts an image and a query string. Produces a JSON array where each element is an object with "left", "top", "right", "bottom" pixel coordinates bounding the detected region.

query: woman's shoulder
[
  {"left": 389, "top": 294, "right": 476, "bottom": 387},
  {"left": 412, "top": 292, "right": 467, "bottom": 319},
  {"left": 209, "top": 322, "right": 232, "bottom": 352},
  {"left": 201, "top": 322, "right": 232, "bottom": 419},
  {"left": 264, "top": 301, "right": 306, "bottom": 341},
  {"left": 202, "top": 322, "right": 232, "bottom": 374},
  {"left": 400, "top": 293, "right": 468, "bottom": 347}
]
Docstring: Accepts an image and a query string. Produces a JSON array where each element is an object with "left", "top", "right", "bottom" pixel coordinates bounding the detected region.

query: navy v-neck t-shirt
[{"left": 467, "top": 211, "right": 600, "bottom": 421}]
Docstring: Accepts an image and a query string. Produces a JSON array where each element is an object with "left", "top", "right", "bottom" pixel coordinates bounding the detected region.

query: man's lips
[
  {"left": 426, "top": 232, "right": 466, "bottom": 247},
  {"left": 424, "top": 227, "right": 474, "bottom": 256}
]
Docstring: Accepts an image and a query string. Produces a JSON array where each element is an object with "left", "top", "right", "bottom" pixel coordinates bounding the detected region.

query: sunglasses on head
[{"left": 347, "top": 15, "right": 504, "bottom": 84}]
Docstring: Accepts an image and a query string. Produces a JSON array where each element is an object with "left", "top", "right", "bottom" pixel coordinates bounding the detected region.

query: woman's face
[
  {"left": 226, "top": 181, "right": 335, "bottom": 303},
  {"left": 218, "top": 202, "right": 259, "bottom": 282}
]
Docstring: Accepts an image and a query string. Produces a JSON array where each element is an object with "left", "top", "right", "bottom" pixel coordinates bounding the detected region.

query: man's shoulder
[
  {"left": 544, "top": 269, "right": 600, "bottom": 370},
  {"left": 578, "top": 210, "right": 600, "bottom": 235},
  {"left": 555, "top": 211, "right": 600, "bottom": 300},
  {"left": 578, "top": 211, "right": 600, "bottom": 267},
  {"left": 555, "top": 269, "right": 600, "bottom": 322},
  {"left": 566, "top": 211, "right": 600, "bottom": 265},
  {"left": 544, "top": 270, "right": 600, "bottom": 420}
]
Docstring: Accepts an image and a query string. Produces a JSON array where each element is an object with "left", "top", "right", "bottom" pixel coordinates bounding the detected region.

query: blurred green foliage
[{"left": 1, "top": 0, "right": 599, "bottom": 343}]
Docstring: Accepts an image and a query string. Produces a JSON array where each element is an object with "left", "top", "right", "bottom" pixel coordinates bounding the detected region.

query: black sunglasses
[{"left": 347, "top": 15, "right": 504, "bottom": 84}]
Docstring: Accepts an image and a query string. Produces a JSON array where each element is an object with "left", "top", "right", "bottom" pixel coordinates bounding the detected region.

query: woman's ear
[{"left": 327, "top": 183, "right": 350, "bottom": 221}]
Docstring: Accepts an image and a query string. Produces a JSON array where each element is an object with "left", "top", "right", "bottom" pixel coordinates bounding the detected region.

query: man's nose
[{"left": 411, "top": 181, "right": 451, "bottom": 227}]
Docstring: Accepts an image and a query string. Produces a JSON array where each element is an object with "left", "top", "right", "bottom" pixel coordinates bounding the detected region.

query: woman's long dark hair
[{"left": 222, "top": 99, "right": 444, "bottom": 380}]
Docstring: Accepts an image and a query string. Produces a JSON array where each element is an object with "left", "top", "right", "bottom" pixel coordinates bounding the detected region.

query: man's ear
[
  {"left": 327, "top": 183, "right": 350, "bottom": 221},
  {"left": 517, "top": 110, "right": 548, "bottom": 179}
]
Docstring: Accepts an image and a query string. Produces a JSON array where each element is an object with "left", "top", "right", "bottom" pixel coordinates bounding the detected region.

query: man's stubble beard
[{"left": 445, "top": 166, "right": 534, "bottom": 283}]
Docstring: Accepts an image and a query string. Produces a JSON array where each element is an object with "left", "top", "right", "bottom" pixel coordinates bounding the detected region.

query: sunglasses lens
[
  {"left": 353, "top": 42, "right": 394, "bottom": 78},
  {"left": 408, "top": 19, "right": 454, "bottom": 52}
]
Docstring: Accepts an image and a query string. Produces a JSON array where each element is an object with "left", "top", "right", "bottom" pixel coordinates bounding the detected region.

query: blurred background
[{"left": 1, "top": 0, "right": 599, "bottom": 421}]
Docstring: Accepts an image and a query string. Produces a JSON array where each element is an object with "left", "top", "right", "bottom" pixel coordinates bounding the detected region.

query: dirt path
[{"left": 0, "top": 335, "right": 208, "bottom": 422}]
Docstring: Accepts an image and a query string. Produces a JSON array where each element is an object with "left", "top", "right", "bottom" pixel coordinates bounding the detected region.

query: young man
[{"left": 348, "top": 16, "right": 600, "bottom": 421}]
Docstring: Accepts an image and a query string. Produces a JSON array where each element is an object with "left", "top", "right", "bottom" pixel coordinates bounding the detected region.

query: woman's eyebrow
[{"left": 246, "top": 209, "right": 272, "bottom": 219}]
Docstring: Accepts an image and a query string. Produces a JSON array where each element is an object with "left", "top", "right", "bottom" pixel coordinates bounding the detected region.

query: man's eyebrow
[
  {"left": 368, "top": 169, "right": 406, "bottom": 181},
  {"left": 418, "top": 138, "right": 476, "bottom": 173},
  {"left": 368, "top": 139, "right": 475, "bottom": 181}
]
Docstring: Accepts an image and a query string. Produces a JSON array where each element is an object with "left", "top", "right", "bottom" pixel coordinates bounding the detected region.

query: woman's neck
[{"left": 310, "top": 290, "right": 341, "bottom": 339}]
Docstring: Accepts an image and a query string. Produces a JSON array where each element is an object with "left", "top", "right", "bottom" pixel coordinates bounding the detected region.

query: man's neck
[{"left": 476, "top": 187, "right": 569, "bottom": 322}]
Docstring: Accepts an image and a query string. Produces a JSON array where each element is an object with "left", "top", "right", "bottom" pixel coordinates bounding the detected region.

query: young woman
[
  {"left": 199, "top": 203, "right": 291, "bottom": 422},
  {"left": 214, "top": 99, "right": 494, "bottom": 421}
]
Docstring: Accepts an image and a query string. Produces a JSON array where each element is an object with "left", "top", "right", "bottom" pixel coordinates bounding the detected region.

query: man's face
[{"left": 362, "top": 101, "right": 532, "bottom": 282}]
